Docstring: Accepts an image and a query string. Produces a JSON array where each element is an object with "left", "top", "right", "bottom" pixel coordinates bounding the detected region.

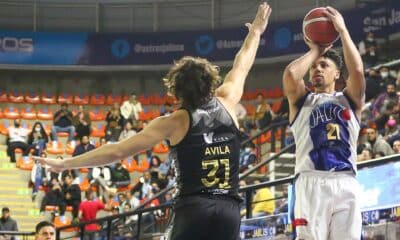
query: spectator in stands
[
  {"left": 149, "top": 155, "right": 161, "bottom": 182},
  {"left": 105, "top": 103, "right": 123, "bottom": 142},
  {"left": 158, "top": 155, "right": 171, "bottom": 176},
  {"left": 31, "top": 152, "right": 52, "bottom": 201},
  {"left": 62, "top": 174, "right": 81, "bottom": 221},
  {"left": 6, "top": 118, "right": 30, "bottom": 163},
  {"left": 126, "top": 191, "right": 140, "bottom": 211},
  {"left": 120, "top": 92, "right": 143, "bottom": 126},
  {"left": 27, "top": 122, "right": 49, "bottom": 157},
  {"left": 73, "top": 135, "right": 95, "bottom": 156},
  {"left": 392, "top": 140, "right": 400, "bottom": 154},
  {"left": 372, "top": 82, "right": 399, "bottom": 118},
  {"left": 357, "top": 148, "right": 374, "bottom": 162},
  {"left": 91, "top": 165, "right": 117, "bottom": 200},
  {"left": 110, "top": 162, "right": 130, "bottom": 188},
  {"left": 0, "top": 207, "right": 18, "bottom": 240},
  {"left": 235, "top": 102, "right": 247, "bottom": 127},
  {"left": 358, "top": 31, "right": 379, "bottom": 68},
  {"left": 374, "top": 100, "right": 398, "bottom": 134},
  {"left": 365, "top": 127, "right": 394, "bottom": 156},
  {"left": 51, "top": 103, "right": 75, "bottom": 146},
  {"left": 79, "top": 190, "right": 107, "bottom": 236},
  {"left": 72, "top": 105, "right": 91, "bottom": 141},
  {"left": 122, "top": 203, "right": 136, "bottom": 227},
  {"left": 272, "top": 97, "right": 289, "bottom": 122},
  {"left": 132, "top": 171, "right": 152, "bottom": 200},
  {"left": 40, "top": 179, "right": 66, "bottom": 218},
  {"left": 73, "top": 135, "right": 95, "bottom": 179},
  {"left": 118, "top": 120, "right": 136, "bottom": 141},
  {"left": 364, "top": 68, "right": 382, "bottom": 101},
  {"left": 239, "top": 142, "right": 256, "bottom": 173},
  {"left": 384, "top": 118, "right": 400, "bottom": 144},
  {"left": 251, "top": 180, "right": 275, "bottom": 217},
  {"left": 378, "top": 66, "right": 396, "bottom": 90},
  {"left": 244, "top": 93, "right": 273, "bottom": 132},
  {"left": 35, "top": 221, "right": 55, "bottom": 240}
]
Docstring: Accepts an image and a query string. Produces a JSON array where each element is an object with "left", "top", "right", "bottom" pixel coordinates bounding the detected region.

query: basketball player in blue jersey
[
  {"left": 283, "top": 7, "right": 365, "bottom": 240},
  {"left": 35, "top": 3, "right": 272, "bottom": 240}
]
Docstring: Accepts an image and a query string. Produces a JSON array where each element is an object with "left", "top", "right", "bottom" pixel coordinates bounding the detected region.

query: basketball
[{"left": 303, "top": 7, "right": 339, "bottom": 46}]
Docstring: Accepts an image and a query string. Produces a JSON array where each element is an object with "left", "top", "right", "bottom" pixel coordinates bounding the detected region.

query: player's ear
[{"left": 334, "top": 69, "right": 340, "bottom": 81}]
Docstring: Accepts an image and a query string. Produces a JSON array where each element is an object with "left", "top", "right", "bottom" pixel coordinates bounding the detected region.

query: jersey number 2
[
  {"left": 201, "top": 159, "right": 231, "bottom": 188},
  {"left": 327, "top": 123, "right": 340, "bottom": 140}
]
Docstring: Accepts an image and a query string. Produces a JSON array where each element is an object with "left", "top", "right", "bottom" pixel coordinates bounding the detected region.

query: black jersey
[{"left": 170, "top": 98, "right": 245, "bottom": 199}]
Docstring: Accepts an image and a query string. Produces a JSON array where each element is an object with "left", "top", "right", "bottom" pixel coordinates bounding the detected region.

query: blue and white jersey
[{"left": 290, "top": 92, "right": 360, "bottom": 174}]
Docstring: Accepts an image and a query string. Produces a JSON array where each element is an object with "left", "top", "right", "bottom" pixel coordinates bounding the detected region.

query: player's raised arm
[
  {"left": 326, "top": 6, "right": 365, "bottom": 113},
  {"left": 216, "top": 2, "right": 271, "bottom": 106},
  {"left": 33, "top": 111, "right": 188, "bottom": 172},
  {"left": 283, "top": 39, "right": 331, "bottom": 122}
]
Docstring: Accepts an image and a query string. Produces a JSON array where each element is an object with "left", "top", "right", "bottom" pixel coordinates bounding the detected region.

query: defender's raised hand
[{"left": 245, "top": 2, "right": 272, "bottom": 35}]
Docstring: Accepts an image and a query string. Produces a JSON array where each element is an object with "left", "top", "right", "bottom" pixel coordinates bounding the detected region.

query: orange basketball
[{"left": 303, "top": 7, "right": 339, "bottom": 46}]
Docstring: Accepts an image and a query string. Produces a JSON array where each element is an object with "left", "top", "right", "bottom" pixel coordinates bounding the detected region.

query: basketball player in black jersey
[{"left": 35, "top": 3, "right": 271, "bottom": 239}]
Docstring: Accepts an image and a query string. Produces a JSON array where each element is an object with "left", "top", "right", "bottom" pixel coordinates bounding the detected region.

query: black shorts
[{"left": 166, "top": 195, "right": 241, "bottom": 240}]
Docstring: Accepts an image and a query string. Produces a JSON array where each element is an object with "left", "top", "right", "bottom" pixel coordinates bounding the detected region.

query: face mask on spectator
[
  {"left": 388, "top": 92, "right": 397, "bottom": 98},
  {"left": 245, "top": 147, "right": 252, "bottom": 153},
  {"left": 35, "top": 127, "right": 41, "bottom": 132},
  {"left": 380, "top": 71, "right": 389, "bottom": 78},
  {"left": 366, "top": 37, "right": 374, "bottom": 42},
  {"left": 14, "top": 123, "right": 20, "bottom": 128}
]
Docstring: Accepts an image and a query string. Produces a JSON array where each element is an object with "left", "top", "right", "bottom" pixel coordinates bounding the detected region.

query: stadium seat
[
  {"left": 65, "top": 142, "right": 76, "bottom": 155},
  {"left": 45, "top": 205, "right": 74, "bottom": 212},
  {"left": 37, "top": 107, "right": 54, "bottom": 120},
  {"left": 53, "top": 216, "right": 77, "bottom": 232},
  {"left": 89, "top": 107, "right": 105, "bottom": 121},
  {"left": 138, "top": 94, "right": 150, "bottom": 105},
  {"left": 105, "top": 93, "right": 122, "bottom": 105},
  {"left": 138, "top": 107, "right": 152, "bottom": 121},
  {"left": 21, "top": 106, "right": 37, "bottom": 120},
  {"left": 0, "top": 121, "right": 10, "bottom": 135},
  {"left": 121, "top": 157, "right": 138, "bottom": 173},
  {"left": 25, "top": 92, "right": 41, "bottom": 104},
  {"left": 90, "top": 93, "right": 105, "bottom": 105},
  {"left": 79, "top": 168, "right": 89, "bottom": 173},
  {"left": 58, "top": 93, "right": 73, "bottom": 104},
  {"left": 244, "top": 103, "right": 255, "bottom": 116},
  {"left": 134, "top": 159, "right": 150, "bottom": 172},
  {"left": 0, "top": 108, "right": 3, "bottom": 119},
  {"left": 152, "top": 142, "right": 169, "bottom": 154},
  {"left": 91, "top": 123, "right": 106, "bottom": 138},
  {"left": 0, "top": 90, "right": 8, "bottom": 103},
  {"left": 152, "top": 94, "right": 166, "bottom": 105},
  {"left": 117, "top": 183, "right": 133, "bottom": 193},
  {"left": 73, "top": 94, "right": 89, "bottom": 105},
  {"left": 41, "top": 92, "right": 57, "bottom": 105},
  {"left": 4, "top": 106, "right": 20, "bottom": 119},
  {"left": 46, "top": 141, "right": 64, "bottom": 155},
  {"left": 8, "top": 91, "right": 24, "bottom": 103},
  {"left": 16, "top": 156, "right": 34, "bottom": 171},
  {"left": 79, "top": 177, "right": 90, "bottom": 191}
]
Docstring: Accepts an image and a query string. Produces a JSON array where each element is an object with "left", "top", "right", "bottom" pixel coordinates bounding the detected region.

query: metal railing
[{"left": 0, "top": 231, "right": 35, "bottom": 240}]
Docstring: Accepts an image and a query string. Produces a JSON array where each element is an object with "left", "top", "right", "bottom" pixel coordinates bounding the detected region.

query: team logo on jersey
[
  {"left": 203, "top": 132, "right": 214, "bottom": 144},
  {"left": 309, "top": 102, "right": 350, "bottom": 128},
  {"left": 203, "top": 132, "right": 232, "bottom": 144}
]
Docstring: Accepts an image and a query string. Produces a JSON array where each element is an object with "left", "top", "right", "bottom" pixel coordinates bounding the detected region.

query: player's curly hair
[
  {"left": 323, "top": 49, "right": 343, "bottom": 71},
  {"left": 163, "top": 56, "right": 222, "bottom": 110}
]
